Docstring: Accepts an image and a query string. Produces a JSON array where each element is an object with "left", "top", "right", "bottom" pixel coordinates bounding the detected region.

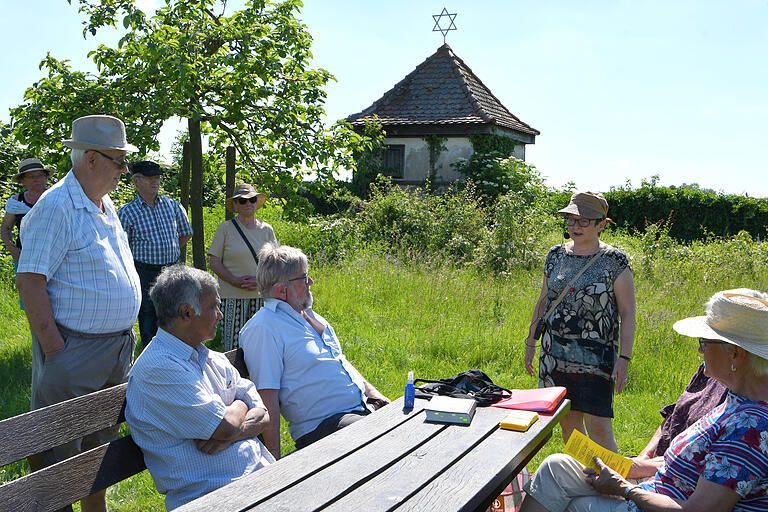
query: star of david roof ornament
[{"left": 432, "top": 7, "right": 457, "bottom": 44}]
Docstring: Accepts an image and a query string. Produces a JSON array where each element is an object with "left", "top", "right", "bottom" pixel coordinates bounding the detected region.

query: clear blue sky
[{"left": 2, "top": 1, "right": 767, "bottom": 195}]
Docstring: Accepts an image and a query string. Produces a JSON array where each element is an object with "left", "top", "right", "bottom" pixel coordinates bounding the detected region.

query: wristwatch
[{"left": 623, "top": 483, "right": 642, "bottom": 500}]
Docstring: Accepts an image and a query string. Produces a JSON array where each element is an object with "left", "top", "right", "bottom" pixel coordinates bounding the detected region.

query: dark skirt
[
  {"left": 539, "top": 330, "right": 615, "bottom": 418},
  {"left": 222, "top": 297, "right": 264, "bottom": 350}
]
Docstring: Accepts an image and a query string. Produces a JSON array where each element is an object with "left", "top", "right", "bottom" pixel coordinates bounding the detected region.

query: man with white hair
[
  {"left": 126, "top": 265, "right": 273, "bottom": 510},
  {"left": 16, "top": 115, "right": 141, "bottom": 512},
  {"left": 239, "top": 244, "right": 390, "bottom": 459}
]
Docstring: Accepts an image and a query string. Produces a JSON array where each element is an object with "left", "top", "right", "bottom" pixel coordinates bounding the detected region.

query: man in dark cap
[{"left": 118, "top": 160, "right": 193, "bottom": 350}]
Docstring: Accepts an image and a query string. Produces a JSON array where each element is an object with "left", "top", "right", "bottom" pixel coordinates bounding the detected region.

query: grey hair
[
  {"left": 150, "top": 264, "right": 218, "bottom": 328},
  {"left": 256, "top": 244, "right": 308, "bottom": 298},
  {"left": 70, "top": 149, "right": 88, "bottom": 168}
]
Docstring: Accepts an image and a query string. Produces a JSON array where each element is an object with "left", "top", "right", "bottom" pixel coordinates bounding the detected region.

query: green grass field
[{"left": 1, "top": 217, "right": 767, "bottom": 510}]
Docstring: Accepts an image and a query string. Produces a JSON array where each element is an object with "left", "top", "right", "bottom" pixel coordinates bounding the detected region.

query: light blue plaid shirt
[
  {"left": 118, "top": 194, "right": 192, "bottom": 265},
  {"left": 18, "top": 170, "right": 141, "bottom": 333},
  {"left": 126, "top": 329, "right": 274, "bottom": 510},
  {"left": 239, "top": 299, "right": 369, "bottom": 441}
]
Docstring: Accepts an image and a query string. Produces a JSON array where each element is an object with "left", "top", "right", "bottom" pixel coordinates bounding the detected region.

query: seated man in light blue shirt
[
  {"left": 239, "top": 244, "right": 390, "bottom": 459},
  {"left": 126, "top": 265, "right": 274, "bottom": 510}
]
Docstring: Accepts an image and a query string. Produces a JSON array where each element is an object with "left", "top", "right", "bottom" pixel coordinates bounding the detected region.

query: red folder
[{"left": 492, "top": 386, "right": 566, "bottom": 413}]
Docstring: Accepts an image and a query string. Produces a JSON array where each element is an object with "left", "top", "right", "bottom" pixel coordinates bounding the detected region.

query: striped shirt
[
  {"left": 118, "top": 194, "right": 192, "bottom": 265},
  {"left": 125, "top": 329, "right": 274, "bottom": 510},
  {"left": 18, "top": 170, "right": 141, "bottom": 333},
  {"left": 637, "top": 392, "right": 768, "bottom": 512}
]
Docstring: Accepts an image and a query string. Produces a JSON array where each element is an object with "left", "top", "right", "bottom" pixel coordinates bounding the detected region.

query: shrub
[
  {"left": 477, "top": 193, "right": 560, "bottom": 272},
  {"left": 606, "top": 177, "right": 768, "bottom": 242},
  {"left": 358, "top": 181, "right": 487, "bottom": 264}
]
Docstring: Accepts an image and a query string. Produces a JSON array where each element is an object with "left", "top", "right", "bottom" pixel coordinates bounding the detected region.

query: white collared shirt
[{"left": 18, "top": 170, "right": 141, "bottom": 333}]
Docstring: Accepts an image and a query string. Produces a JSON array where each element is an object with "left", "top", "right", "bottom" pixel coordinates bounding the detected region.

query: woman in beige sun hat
[
  {"left": 1, "top": 158, "right": 52, "bottom": 309},
  {"left": 208, "top": 183, "right": 277, "bottom": 350},
  {"left": 519, "top": 288, "right": 768, "bottom": 512}
]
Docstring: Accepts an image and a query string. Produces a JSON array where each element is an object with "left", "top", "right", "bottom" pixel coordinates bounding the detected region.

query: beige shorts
[
  {"left": 31, "top": 325, "right": 135, "bottom": 463},
  {"left": 525, "top": 453, "right": 632, "bottom": 512}
]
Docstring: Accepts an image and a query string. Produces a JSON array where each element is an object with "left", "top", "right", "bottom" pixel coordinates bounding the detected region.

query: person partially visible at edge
[
  {"left": 1, "top": 158, "right": 51, "bottom": 309},
  {"left": 239, "top": 244, "right": 390, "bottom": 460},
  {"left": 208, "top": 182, "right": 277, "bottom": 350},
  {"left": 118, "top": 160, "right": 193, "bottom": 351},
  {"left": 634, "top": 361, "right": 728, "bottom": 466},
  {"left": 519, "top": 289, "right": 768, "bottom": 512},
  {"left": 16, "top": 115, "right": 141, "bottom": 512},
  {"left": 125, "top": 265, "right": 273, "bottom": 510},
  {"left": 524, "top": 191, "right": 636, "bottom": 451}
]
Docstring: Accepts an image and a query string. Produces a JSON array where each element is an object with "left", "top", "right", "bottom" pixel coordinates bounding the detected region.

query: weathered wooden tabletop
[{"left": 177, "top": 397, "right": 570, "bottom": 512}]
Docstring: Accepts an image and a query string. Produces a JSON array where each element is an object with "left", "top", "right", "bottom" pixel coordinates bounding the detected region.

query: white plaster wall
[{"left": 384, "top": 136, "right": 524, "bottom": 183}]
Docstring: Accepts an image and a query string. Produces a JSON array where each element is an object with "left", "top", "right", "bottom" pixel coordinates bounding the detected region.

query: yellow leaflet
[{"left": 564, "top": 429, "right": 633, "bottom": 477}]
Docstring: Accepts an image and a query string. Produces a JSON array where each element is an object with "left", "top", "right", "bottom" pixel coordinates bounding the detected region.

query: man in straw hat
[
  {"left": 16, "top": 115, "right": 141, "bottom": 512},
  {"left": 519, "top": 288, "right": 768, "bottom": 512},
  {"left": 118, "top": 160, "right": 193, "bottom": 351}
]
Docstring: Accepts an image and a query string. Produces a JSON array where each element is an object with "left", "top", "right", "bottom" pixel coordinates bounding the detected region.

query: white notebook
[{"left": 424, "top": 396, "right": 477, "bottom": 425}]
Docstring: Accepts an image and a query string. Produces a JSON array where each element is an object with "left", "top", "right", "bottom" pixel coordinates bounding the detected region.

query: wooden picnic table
[{"left": 178, "top": 396, "right": 570, "bottom": 512}]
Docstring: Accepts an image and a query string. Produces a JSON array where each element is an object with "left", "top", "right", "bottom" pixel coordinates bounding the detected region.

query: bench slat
[
  {"left": 0, "top": 435, "right": 146, "bottom": 512},
  {"left": 0, "top": 384, "right": 127, "bottom": 467}
]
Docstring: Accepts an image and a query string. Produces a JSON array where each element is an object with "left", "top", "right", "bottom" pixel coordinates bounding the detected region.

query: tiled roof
[{"left": 346, "top": 44, "right": 539, "bottom": 137}]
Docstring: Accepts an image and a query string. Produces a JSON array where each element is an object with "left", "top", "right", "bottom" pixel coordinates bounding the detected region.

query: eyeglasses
[
  {"left": 21, "top": 172, "right": 47, "bottom": 180},
  {"left": 566, "top": 217, "right": 597, "bottom": 227},
  {"left": 698, "top": 338, "right": 728, "bottom": 351},
  {"left": 93, "top": 150, "right": 129, "bottom": 169},
  {"left": 237, "top": 197, "right": 260, "bottom": 204},
  {"left": 287, "top": 274, "right": 310, "bottom": 285}
]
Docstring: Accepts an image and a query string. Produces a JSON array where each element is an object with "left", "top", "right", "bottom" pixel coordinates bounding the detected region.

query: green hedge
[{"left": 603, "top": 181, "right": 768, "bottom": 242}]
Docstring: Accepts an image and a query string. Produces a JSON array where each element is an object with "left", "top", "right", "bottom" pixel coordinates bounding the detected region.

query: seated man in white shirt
[
  {"left": 125, "top": 265, "right": 274, "bottom": 510},
  {"left": 239, "top": 244, "right": 390, "bottom": 459}
]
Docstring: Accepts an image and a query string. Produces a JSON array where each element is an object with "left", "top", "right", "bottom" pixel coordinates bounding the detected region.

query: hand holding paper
[{"left": 564, "top": 429, "right": 633, "bottom": 477}]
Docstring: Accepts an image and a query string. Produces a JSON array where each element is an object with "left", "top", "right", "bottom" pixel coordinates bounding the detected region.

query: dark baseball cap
[{"left": 131, "top": 160, "right": 165, "bottom": 176}]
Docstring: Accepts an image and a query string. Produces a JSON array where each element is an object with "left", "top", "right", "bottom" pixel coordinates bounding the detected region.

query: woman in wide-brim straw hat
[
  {"left": 523, "top": 191, "right": 636, "bottom": 452},
  {"left": 1, "top": 158, "right": 52, "bottom": 308},
  {"left": 208, "top": 183, "right": 277, "bottom": 350},
  {"left": 519, "top": 289, "right": 768, "bottom": 512}
]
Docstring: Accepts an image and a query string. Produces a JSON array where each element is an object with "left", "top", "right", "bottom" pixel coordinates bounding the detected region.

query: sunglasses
[
  {"left": 237, "top": 197, "right": 260, "bottom": 204},
  {"left": 698, "top": 338, "right": 729, "bottom": 351}
]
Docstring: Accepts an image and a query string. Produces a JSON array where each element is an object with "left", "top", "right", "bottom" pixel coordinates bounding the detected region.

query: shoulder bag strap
[
  {"left": 541, "top": 247, "right": 604, "bottom": 322},
  {"left": 230, "top": 218, "right": 259, "bottom": 265}
]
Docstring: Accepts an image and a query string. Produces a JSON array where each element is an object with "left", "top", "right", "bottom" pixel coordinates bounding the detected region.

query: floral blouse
[{"left": 635, "top": 392, "right": 768, "bottom": 511}]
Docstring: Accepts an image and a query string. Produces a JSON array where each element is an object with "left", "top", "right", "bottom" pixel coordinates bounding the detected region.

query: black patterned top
[{"left": 538, "top": 242, "right": 631, "bottom": 408}]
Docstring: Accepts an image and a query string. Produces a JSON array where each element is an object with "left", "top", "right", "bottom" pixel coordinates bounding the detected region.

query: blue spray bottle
[{"left": 404, "top": 371, "right": 415, "bottom": 408}]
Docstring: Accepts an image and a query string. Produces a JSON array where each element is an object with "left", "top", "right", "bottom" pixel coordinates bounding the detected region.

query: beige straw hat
[
  {"left": 14, "top": 158, "right": 53, "bottom": 183},
  {"left": 557, "top": 191, "right": 609, "bottom": 219},
  {"left": 673, "top": 289, "right": 768, "bottom": 360}
]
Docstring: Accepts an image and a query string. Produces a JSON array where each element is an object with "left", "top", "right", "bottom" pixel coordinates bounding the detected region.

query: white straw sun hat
[{"left": 673, "top": 289, "right": 768, "bottom": 360}]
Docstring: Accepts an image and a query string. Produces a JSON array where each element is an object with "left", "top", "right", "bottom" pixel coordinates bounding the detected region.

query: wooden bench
[{"left": 0, "top": 347, "right": 247, "bottom": 512}]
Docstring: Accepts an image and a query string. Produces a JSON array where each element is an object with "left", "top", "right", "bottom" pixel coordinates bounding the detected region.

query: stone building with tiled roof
[{"left": 346, "top": 43, "right": 539, "bottom": 185}]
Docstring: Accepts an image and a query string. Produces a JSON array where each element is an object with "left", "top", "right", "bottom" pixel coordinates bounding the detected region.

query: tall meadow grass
[{"left": 2, "top": 188, "right": 767, "bottom": 510}]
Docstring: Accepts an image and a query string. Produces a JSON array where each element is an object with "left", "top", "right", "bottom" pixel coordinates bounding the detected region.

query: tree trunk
[
  {"left": 179, "top": 140, "right": 191, "bottom": 262},
  {"left": 188, "top": 118, "right": 206, "bottom": 270},
  {"left": 225, "top": 145, "right": 235, "bottom": 221}
]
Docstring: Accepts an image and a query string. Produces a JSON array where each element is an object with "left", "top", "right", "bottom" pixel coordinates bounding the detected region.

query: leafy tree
[
  {"left": 10, "top": 0, "right": 369, "bottom": 267},
  {"left": 0, "top": 123, "right": 29, "bottom": 200},
  {"left": 349, "top": 119, "right": 385, "bottom": 199}
]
